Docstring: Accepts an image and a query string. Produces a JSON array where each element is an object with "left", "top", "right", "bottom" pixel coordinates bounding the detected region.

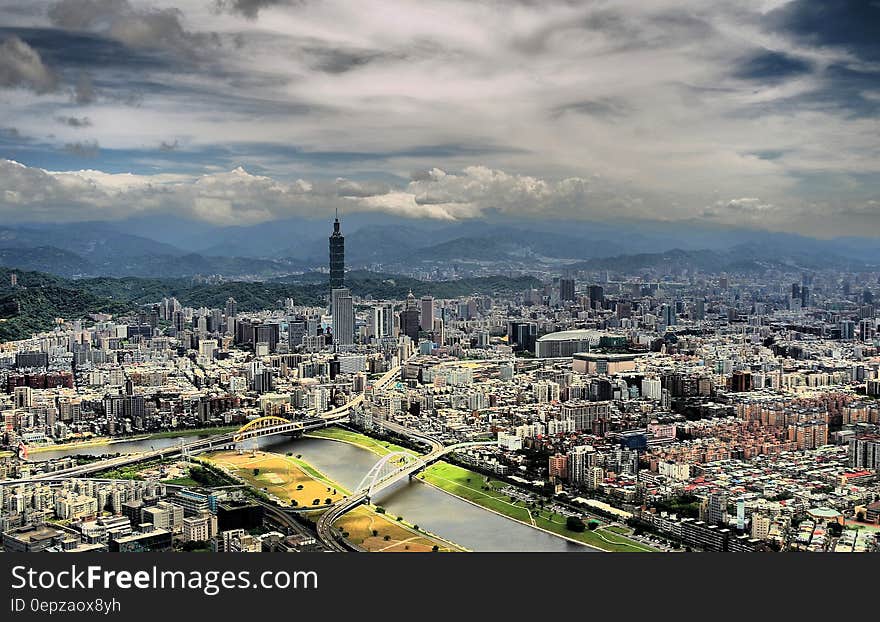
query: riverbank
[
  {"left": 308, "top": 426, "right": 655, "bottom": 552},
  {"left": 24, "top": 426, "right": 239, "bottom": 454},
  {"left": 419, "top": 462, "right": 657, "bottom": 552},
  {"left": 305, "top": 427, "right": 412, "bottom": 456}
]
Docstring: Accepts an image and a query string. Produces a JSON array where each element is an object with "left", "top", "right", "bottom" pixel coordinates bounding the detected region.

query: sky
[{"left": 0, "top": 0, "right": 878, "bottom": 237}]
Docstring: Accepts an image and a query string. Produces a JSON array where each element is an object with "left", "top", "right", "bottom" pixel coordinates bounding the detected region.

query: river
[{"left": 32, "top": 433, "right": 591, "bottom": 552}]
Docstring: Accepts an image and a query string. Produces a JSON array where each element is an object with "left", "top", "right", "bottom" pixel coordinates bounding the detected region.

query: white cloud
[{"left": 0, "top": 1, "right": 877, "bottom": 236}]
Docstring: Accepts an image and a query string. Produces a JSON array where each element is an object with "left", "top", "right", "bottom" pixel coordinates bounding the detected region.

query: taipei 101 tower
[{"left": 329, "top": 209, "right": 345, "bottom": 290}]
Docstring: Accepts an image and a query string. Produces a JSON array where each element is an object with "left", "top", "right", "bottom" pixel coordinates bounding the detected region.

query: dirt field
[
  {"left": 205, "top": 450, "right": 345, "bottom": 507},
  {"left": 334, "top": 506, "right": 460, "bottom": 552}
]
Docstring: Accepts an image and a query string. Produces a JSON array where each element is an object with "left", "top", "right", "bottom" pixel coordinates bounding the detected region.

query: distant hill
[
  {"left": 0, "top": 267, "right": 540, "bottom": 341},
  {"left": 0, "top": 246, "right": 96, "bottom": 277}
]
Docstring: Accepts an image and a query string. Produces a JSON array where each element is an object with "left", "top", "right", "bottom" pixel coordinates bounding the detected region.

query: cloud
[
  {"left": 55, "top": 115, "right": 92, "bottom": 128},
  {"left": 63, "top": 140, "right": 100, "bottom": 157},
  {"left": 47, "top": 0, "right": 214, "bottom": 59},
  {"left": 0, "top": 1, "right": 877, "bottom": 236},
  {"left": 0, "top": 158, "right": 644, "bottom": 225},
  {"left": 213, "top": 0, "right": 294, "bottom": 20},
  {"left": 159, "top": 139, "right": 179, "bottom": 152},
  {"left": 702, "top": 197, "right": 778, "bottom": 219},
  {"left": 0, "top": 35, "right": 58, "bottom": 93},
  {"left": 72, "top": 72, "right": 96, "bottom": 104}
]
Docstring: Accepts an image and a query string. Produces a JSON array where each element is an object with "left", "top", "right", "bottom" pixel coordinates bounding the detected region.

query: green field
[
  {"left": 305, "top": 427, "right": 413, "bottom": 457},
  {"left": 420, "top": 462, "right": 656, "bottom": 552},
  {"left": 160, "top": 477, "right": 201, "bottom": 487}
]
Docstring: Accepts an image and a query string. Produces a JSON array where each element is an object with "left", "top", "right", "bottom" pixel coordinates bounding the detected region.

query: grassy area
[
  {"left": 161, "top": 477, "right": 201, "bottom": 487},
  {"left": 334, "top": 506, "right": 461, "bottom": 552},
  {"left": 420, "top": 462, "right": 656, "bottom": 552},
  {"left": 204, "top": 450, "right": 346, "bottom": 507},
  {"left": 305, "top": 427, "right": 413, "bottom": 457}
]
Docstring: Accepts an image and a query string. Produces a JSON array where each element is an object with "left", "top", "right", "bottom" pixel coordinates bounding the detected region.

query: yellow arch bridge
[{"left": 232, "top": 416, "right": 319, "bottom": 443}]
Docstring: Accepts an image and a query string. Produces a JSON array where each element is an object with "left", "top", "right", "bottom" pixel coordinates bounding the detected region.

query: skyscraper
[
  {"left": 329, "top": 212, "right": 345, "bottom": 292},
  {"left": 560, "top": 278, "right": 575, "bottom": 302},
  {"left": 400, "top": 290, "right": 420, "bottom": 342},
  {"left": 420, "top": 296, "right": 434, "bottom": 331},
  {"left": 331, "top": 288, "right": 354, "bottom": 349}
]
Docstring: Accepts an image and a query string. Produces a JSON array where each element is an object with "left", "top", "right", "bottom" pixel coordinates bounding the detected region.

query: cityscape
[{"left": 1, "top": 2, "right": 879, "bottom": 555}]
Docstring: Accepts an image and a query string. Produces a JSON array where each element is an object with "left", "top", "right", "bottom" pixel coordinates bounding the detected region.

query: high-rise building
[
  {"left": 566, "top": 445, "right": 596, "bottom": 486},
  {"left": 225, "top": 297, "right": 237, "bottom": 320},
  {"left": 661, "top": 303, "right": 676, "bottom": 327},
  {"left": 419, "top": 296, "right": 434, "bottom": 331},
  {"left": 400, "top": 291, "right": 420, "bottom": 342},
  {"left": 588, "top": 285, "right": 604, "bottom": 309},
  {"left": 560, "top": 278, "right": 576, "bottom": 302},
  {"left": 703, "top": 492, "right": 729, "bottom": 526},
  {"left": 331, "top": 288, "right": 354, "bottom": 349},
  {"left": 288, "top": 318, "right": 306, "bottom": 348},
  {"left": 329, "top": 212, "right": 345, "bottom": 292}
]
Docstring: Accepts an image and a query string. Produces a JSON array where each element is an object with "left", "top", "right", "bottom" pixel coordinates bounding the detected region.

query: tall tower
[{"left": 329, "top": 211, "right": 345, "bottom": 291}]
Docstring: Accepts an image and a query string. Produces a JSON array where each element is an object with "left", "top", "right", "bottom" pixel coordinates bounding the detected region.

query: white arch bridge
[
  {"left": 316, "top": 440, "right": 496, "bottom": 551},
  {"left": 355, "top": 451, "right": 426, "bottom": 500}
]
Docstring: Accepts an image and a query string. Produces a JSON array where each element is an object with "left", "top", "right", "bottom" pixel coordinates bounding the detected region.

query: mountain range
[{"left": 0, "top": 215, "right": 879, "bottom": 280}]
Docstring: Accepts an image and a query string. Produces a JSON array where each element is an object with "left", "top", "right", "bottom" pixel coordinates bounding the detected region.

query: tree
[
  {"left": 432, "top": 545, "right": 439, "bottom": 552},
  {"left": 372, "top": 529, "right": 379, "bottom": 537},
  {"left": 253, "top": 468, "right": 260, "bottom": 476},
  {"left": 296, "top": 484, "right": 304, "bottom": 490},
  {"left": 566, "top": 516, "right": 586, "bottom": 532},
  {"left": 588, "top": 520, "right": 599, "bottom": 531},
  {"left": 325, "top": 498, "right": 332, "bottom": 505},
  {"left": 383, "top": 535, "right": 391, "bottom": 541}
]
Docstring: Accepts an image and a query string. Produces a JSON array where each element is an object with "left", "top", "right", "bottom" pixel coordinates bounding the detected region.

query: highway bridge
[{"left": 5, "top": 364, "right": 405, "bottom": 484}]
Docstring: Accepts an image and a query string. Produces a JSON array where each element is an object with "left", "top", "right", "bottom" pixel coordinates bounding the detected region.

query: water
[
  {"left": 33, "top": 433, "right": 592, "bottom": 552},
  {"left": 257, "top": 436, "right": 591, "bottom": 552},
  {"left": 30, "top": 435, "right": 197, "bottom": 462}
]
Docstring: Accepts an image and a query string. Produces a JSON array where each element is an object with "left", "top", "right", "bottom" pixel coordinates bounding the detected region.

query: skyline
[{"left": 0, "top": 1, "right": 877, "bottom": 237}]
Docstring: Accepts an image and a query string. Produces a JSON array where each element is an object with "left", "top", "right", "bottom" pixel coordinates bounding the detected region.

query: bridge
[
  {"left": 316, "top": 437, "right": 495, "bottom": 552},
  {"left": 7, "top": 364, "right": 406, "bottom": 484}
]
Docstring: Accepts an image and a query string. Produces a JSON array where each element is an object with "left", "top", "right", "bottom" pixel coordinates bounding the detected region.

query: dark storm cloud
[
  {"left": 159, "top": 140, "right": 179, "bottom": 152},
  {"left": 0, "top": 35, "right": 59, "bottom": 93}
]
